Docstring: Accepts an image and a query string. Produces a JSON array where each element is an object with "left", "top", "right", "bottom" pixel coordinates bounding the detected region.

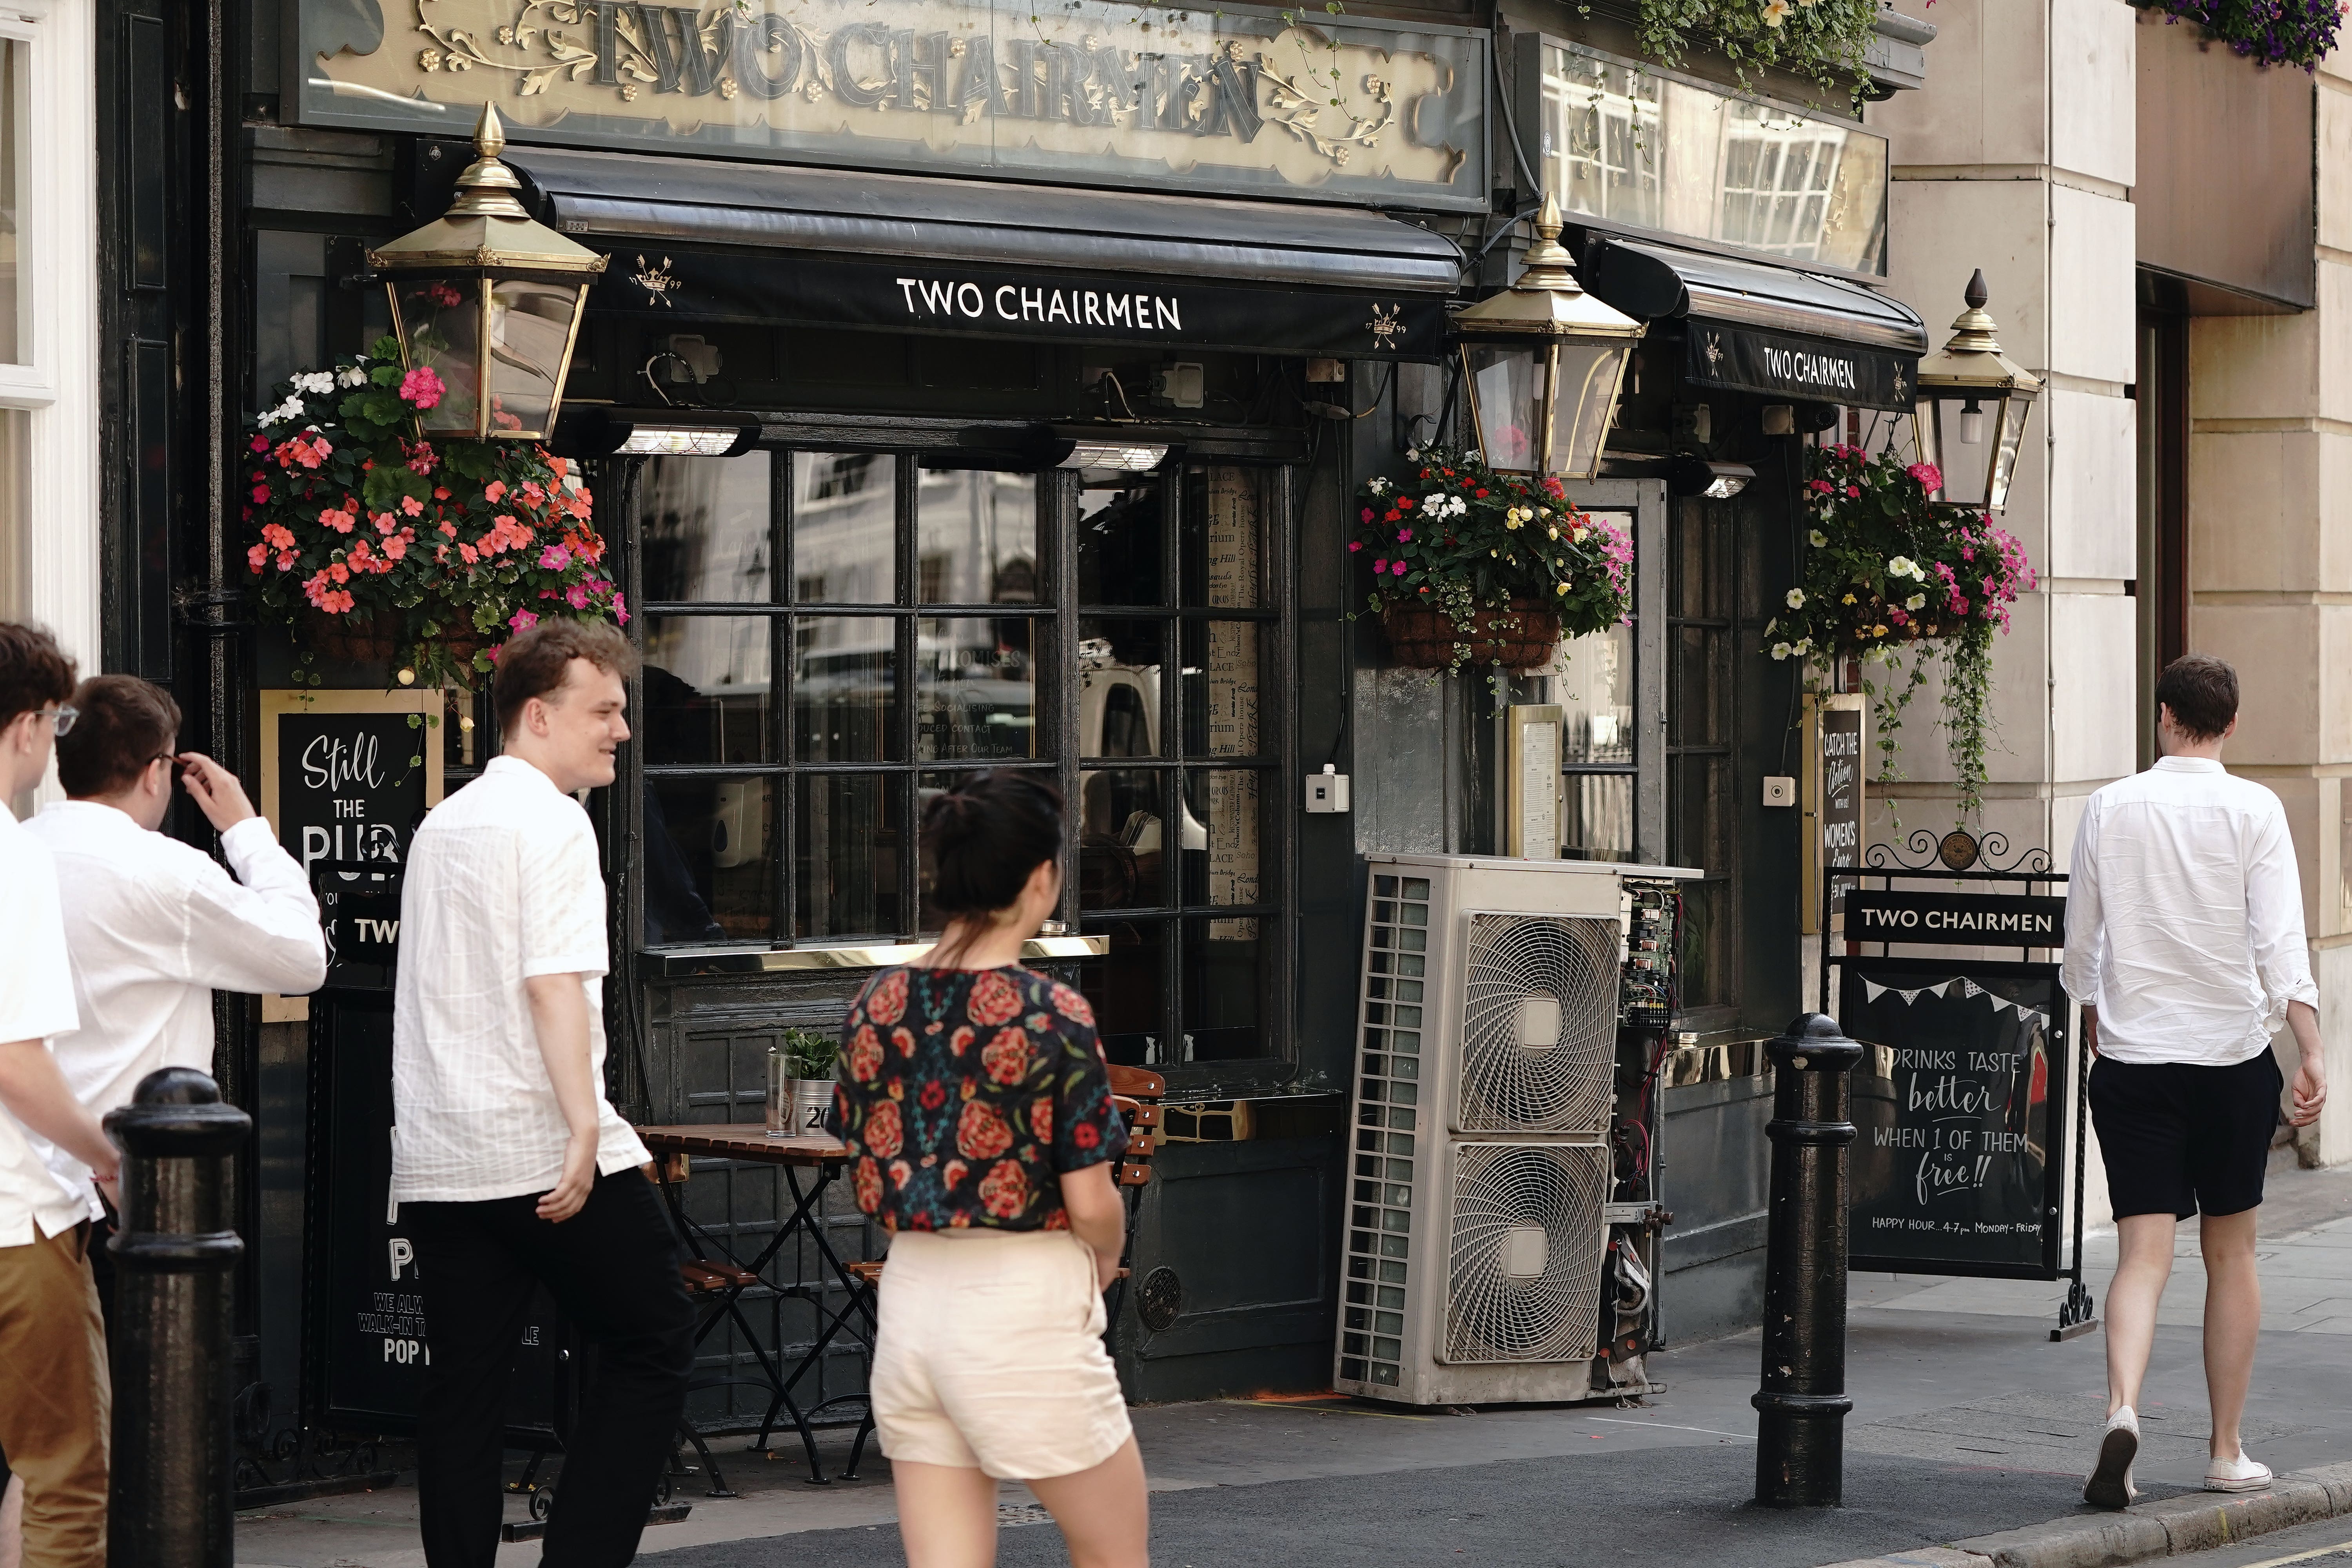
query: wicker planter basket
[
  {"left": 305, "top": 613, "right": 483, "bottom": 672},
  {"left": 1381, "top": 599, "right": 1562, "bottom": 671}
]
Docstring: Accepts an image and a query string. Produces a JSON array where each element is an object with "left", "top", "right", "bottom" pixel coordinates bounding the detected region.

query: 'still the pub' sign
[{"left": 299, "top": 0, "right": 1489, "bottom": 210}]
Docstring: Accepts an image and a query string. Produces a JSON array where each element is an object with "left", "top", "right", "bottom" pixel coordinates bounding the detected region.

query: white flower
[
  {"left": 1906, "top": 593, "right": 1927, "bottom": 611},
  {"left": 338, "top": 365, "right": 368, "bottom": 388},
  {"left": 293, "top": 371, "right": 335, "bottom": 395},
  {"left": 1765, "top": 618, "right": 1779, "bottom": 637},
  {"left": 256, "top": 407, "right": 280, "bottom": 427},
  {"left": 1570, "top": 526, "right": 1587, "bottom": 542},
  {"left": 1368, "top": 476, "right": 1391, "bottom": 495},
  {"left": 1794, "top": 637, "right": 1813, "bottom": 655},
  {"left": 1786, "top": 588, "right": 1806, "bottom": 609},
  {"left": 1762, "top": 0, "right": 1790, "bottom": 24},
  {"left": 1808, "top": 529, "right": 1828, "bottom": 548},
  {"left": 1887, "top": 555, "right": 1916, "bottom": 578},
  {"left": 1771, "top": 641, "right": 1793, "bottom": 661},
  {"left": 1405, "top": 447, "right": 1420, "bottom": 461},
  {"left": 1911, "top": 561, "right": 1929, "bottom": 581}
]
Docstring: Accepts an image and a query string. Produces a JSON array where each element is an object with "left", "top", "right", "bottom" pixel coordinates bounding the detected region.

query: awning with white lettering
[
  {"left": 1578, "top": 236, "right": 1929, "bottom": 411},
  {"left": 501, "top": 147, "right": 1465, "bottom": 360}
]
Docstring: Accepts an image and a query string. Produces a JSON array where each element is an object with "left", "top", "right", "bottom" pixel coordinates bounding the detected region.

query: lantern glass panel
[
  {"left": 1465, "top": 343, "right": 1541, "bottom": 471},
  {"left": 1987, "top": 394, "right": 2030, "bottom": 511},
  {"left": 391, "top": 274, "right": 483, "bottom": 438},
  {"left": 1548, "top": 340, "right": 1630, "bottom": 481},
  {"left": 486, "top": 277, "right": 583, "bottom": 438}
]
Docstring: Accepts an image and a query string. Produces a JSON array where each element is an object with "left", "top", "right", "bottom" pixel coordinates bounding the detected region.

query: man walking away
[
  {"left": 2065, "top": 652, "right": 2328, "bottom": 1508},
  {"left": 27, "top": 675, "right": 327, "bottom": 1321},
  {"left": 393, "top": 619, "right": 692, "bottom": 1567},
  {"left": 0, "top": 622, "right": 122, "bottom": 1567}
]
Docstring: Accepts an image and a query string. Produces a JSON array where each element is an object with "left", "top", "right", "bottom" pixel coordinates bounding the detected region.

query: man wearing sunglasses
[
  {"left": 26, "top": 675, "right": 326, "bottom": 1327},
  {"left": 0, "top": 621, "right": 120, "bottom": 1568}
]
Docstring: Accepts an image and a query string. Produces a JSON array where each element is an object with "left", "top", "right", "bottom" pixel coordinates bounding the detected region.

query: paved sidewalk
[{"left": 232, "top": 1157, "right": 2352, "bottom": 1568}]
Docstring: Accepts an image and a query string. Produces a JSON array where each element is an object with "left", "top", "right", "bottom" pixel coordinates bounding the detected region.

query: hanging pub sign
[
  {"left": 1842, "top": 958, "right": 2069, "bottom": 1279},
  {"left": 592, "top": 247, "right": 1448, "bottom": 357},
  {"left": 296, "top": 0, "right": 1489, "bottom": 212},
  {"left": 1686, "top": 323, "right": 1916, "bottom": 412}
]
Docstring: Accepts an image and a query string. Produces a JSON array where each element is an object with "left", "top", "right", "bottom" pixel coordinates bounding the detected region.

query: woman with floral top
[{"left": 835, "top": 770, "right": 1144, "bottom": 1568}]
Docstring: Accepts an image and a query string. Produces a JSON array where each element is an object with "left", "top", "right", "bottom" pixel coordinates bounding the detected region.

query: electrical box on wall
[
  {"left": 1495, "top": 704, "right": 1564, "bottom": 858},
  {"left": 1305, "top": 764, "right": 1350, "bottom": 813}
]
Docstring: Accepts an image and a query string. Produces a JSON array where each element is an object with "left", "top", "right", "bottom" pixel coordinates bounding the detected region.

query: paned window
[
  {"left": 0, "top": 37, "right": 20, "bottom": 365},
  {"left": 1541, "top": 508, "right": 1637, "bottom": 861}
]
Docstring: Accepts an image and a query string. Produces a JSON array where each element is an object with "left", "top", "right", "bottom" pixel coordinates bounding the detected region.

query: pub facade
[{"left": 65, "top": 0, "right": 1937, "bottom": 1490}]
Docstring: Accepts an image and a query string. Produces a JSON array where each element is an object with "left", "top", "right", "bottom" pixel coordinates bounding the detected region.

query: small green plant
[
  {"left": 778, "top": 1027, "right": 840, "bottom": 1081},
  {"left": 1632, "top": 0, "right": 1883, "bottom": 111}
]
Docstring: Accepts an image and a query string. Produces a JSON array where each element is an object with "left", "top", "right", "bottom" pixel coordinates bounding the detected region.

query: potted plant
[
  {"left": 1353, "top": 445, "right": 1633, "bottom": 676},
  {"left": 767, "top": 1027, "right": 842, "bottom": 1140},
  {"left": 242, "top": 337, "right": 626, "bottom": 689},
  {"left": 1766, "top": 443, "right": 2038, "bottom": 823}
]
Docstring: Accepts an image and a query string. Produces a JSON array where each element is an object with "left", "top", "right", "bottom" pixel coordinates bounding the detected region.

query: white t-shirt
[
  {"left": 0, "top": 800, "right": 93, "bottom": 1246},
  {"left": 2062, "top": 756, "right": 2320, "bottom": 1066},
  {"left": 390, "top": 755, "right": 649, "bottom": 1203},
  {"left": 27, "top": 801, "right": 327, "bottom": 1217}
]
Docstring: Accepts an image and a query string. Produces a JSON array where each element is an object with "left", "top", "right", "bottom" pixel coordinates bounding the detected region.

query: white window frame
[{"left": 0, "top": 3, "right": 59, "bottom": 410}]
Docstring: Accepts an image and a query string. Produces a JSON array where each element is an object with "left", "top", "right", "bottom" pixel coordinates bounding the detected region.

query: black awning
[
  {"left": 1581, "top": 236, "right": 1929, "bottom": 411},
  {"left": 505, "top": 148, "right": 1465, "bottom": 360}
]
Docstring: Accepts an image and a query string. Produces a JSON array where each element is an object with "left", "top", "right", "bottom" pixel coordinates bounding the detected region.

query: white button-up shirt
[
  {"left": 26, "top": 800, "right": 327, "bottom": 1217},
  {"left": 2063, "top": 756, "right": 2320, "bottom": 1067},
  {"left": 0, "top": 800, "right": 90, "bottom": 1247},
  {"left": 391, "top": 755, "right": 648, "bottom": 1203}
]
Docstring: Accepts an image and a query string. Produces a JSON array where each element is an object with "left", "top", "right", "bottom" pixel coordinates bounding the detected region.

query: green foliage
[
  {"left": 777, "top": 1027, "right": 840, "bottom": 1080},
  {"left": 1633, "top": 0, "right": 1883, "bottom": 110}
]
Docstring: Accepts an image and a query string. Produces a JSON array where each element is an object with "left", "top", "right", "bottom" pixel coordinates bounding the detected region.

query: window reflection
[
  {"left": 1183, "top": 915, "right": 1261, "bottom": 1061},
  {"left": 642, "top": 620, "right": 773, "bottom": 765},
  {"left": 917, "top": 617, "right": 1035, "bottom": 762},
  {"left": 1563, "top": 773, "right": 1635, "bottom": 862},
  {"left": 1183, "top": 769, "right": 1261, "bottom": 908},
  {"left": 1539, "top": 45, "right": 1889, "bottom": 274},
  {"left": 1181, "top": 468, "right": 1261, "bottom": 608},
  {"left": 1181, "top": 620, "right": 1261, "bottom": 758},
  {"left": 1078, "top": 483, "right": 1165, "bottom": 605},
  {"left": 1079, "top": 919, "right": 1164, "bottom": 1067},
  {"left": 1079, "top": 769, "right": 1167, "bottom": 911},
  {"left": 793, "top": 630, "right": 895, "bottom": 762},
  {"left": 916, "top": 470, "right": 1038, "bottom": 605},
  {"left": 797, "top": 774, "right": 900, "bottom": 939},
  {"left": 646, "top": 777, "right": 771, "bottom": 944},
  {"left": 1542, "top": 619, "right": 1633, "bottom": 766},
  {"left": 795, "top": 452, "right": 894, "bottom": 603},
  {"left": 641, "top": 453, "right": 773, "bottom": 603}
]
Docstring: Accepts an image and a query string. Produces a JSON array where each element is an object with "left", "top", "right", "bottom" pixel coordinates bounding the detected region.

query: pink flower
[
  {"left": 249, "top": 436, "right": 269, "bottom": 454},
  {"left": 400, "top": 495, "right": 424, "bottom": 517},
  {"left": 484, "top": 480, "right": 507, "bottom": 503},
  {"left": 250, "top": 485, "right": 270, "bottom": 504},
  {"left": 1905, "top": 463, "right": 1942, "bottom": 490},
  {"left": 612, "top": 592, "right": 627, "bottom": 626},
  {"left": 1889, "top": 607, "right": 1909, "bottom": 625},
  {"left": 1361, "top": 508, "right": 1374, "bottom": 523},
  {"left": 261, "top": 524, "right": 295, "bottom": 549},
  {"left": 508, "top": 608, "right": 539, "bottom": 633},
  {"left": 1373, "top": 558, "right": 1388, "bottom": 572},
  {"left": 539, "top": 543, "right": 572, "bottom": 571},
  {"left": 1390, "top": 560, "right": 1407, "bottom": 576},
  {"left": 1846, "top": 486, "right": 1860, "bottom": 499},
  {"left": 319, "top": 507, "right": 356, "bottom": 535},
  {"left": 1347, "top": 541, "right": 1363, "bottom": 553},
  {"left": 246, "top": 543, "right": 268, "bottom": 572},
  {"left": 398, "top": 366, "right": 445, "bottom": 410},
  {"left": 1397, "top": 528, "right": 1413, "bottom": 543},
  {"left": 566, "top": 583, "right": 592, "bottom": 609},
  {"left": 1809, "top": 479, "right": 1834, "bottom": 495}
]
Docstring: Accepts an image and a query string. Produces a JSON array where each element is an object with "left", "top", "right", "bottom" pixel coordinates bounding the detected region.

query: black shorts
[{"left": 2088, "top": 1051, "right": 2283, "bottom": 1220}]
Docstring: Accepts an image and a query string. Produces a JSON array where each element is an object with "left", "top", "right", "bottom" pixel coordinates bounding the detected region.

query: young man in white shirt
[
  {"left": 394, "top": 618, "right": 691, "bottom": 1568},
  {"left": 0, "top": 622, "right": 123, "bottom": 1568},
  {"left": 2065, "top": 652, "right": 2328, "bottom": 1508},
  {"left": 28, "top": 675, "right": 327, "bottom": 1308}
]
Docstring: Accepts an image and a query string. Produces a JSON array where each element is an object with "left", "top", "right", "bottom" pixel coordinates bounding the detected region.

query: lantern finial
[
  {"left": 1943, "top": 270, "right": 2004, "bottom": 356},
  {"left": 445, "top": 103, "right": 531, "bottom": 221},
  {"left": 1513, "top": 193, "right": 1585, "bottom": 297}
]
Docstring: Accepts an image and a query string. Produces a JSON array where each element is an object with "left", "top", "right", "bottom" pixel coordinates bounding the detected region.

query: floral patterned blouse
[{"left": 833, "top": 965, "right": 1129, "bottom": 1233}]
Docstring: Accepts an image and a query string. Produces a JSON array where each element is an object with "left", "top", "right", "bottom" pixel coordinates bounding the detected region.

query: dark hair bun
[{"left": 922, "top": 771, "right": 1065, "bottom": 924}]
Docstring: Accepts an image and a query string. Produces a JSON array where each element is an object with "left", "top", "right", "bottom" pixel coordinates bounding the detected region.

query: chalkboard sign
[
  {"left": 1803, "top": 695, "right": 1866, "bottom": 933},
  {"left": 309, "top": 996, "right": 566, "bottom": 1438},
  {"left": 1842, "top": 957, "right": 2068, "bottom": 1279},
  {"left": 260, "top": 691, "right": 444, "bottom": 1010}
]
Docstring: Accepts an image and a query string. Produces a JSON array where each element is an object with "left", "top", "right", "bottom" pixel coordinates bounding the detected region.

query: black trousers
[{"left": 407, "top": 1169, "right": 694, "bottom": 1568}]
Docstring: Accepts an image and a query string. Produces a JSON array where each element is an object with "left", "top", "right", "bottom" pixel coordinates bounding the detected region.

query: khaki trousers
[{"left": 0, "top": 1223, "right": 109, "bottom": 1567}]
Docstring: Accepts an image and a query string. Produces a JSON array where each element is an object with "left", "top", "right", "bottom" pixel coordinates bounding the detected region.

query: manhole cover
[{"left": 1138, "top": 1267, "right": 1183, "bottom": 1331}]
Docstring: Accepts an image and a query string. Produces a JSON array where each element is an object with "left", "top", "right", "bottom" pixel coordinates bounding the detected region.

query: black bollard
[
  {"left": 105, "top": 1066, "right": 252, "bottom": 1568},
  {"left": 1752, "top": 1013, "right": 1864, "bottom": 1508}
]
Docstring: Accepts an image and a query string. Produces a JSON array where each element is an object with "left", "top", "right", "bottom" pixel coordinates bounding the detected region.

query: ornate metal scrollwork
[
  {"left": 1863, "top": 828, "right": 2051, "bottom": 876},
  {"left": 232, "top": 1381, "right": 396, "bottom": 1504}
]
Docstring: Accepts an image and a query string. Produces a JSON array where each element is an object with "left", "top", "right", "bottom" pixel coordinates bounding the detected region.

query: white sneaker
[
  {"left": 2085, "top": 1406, "right": 2140, "bottom": 1510},
  {"left": 2206, "top": 1452, "right": 2275, "bottom": 1493}
]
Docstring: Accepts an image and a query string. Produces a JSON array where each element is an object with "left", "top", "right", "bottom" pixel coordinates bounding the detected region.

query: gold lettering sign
[{"left": 301, "top": 0, "right": 1488, "bottom": 209}]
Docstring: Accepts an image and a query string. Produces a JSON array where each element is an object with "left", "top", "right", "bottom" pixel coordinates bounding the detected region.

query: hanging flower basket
[
  {"left": 1354, "top": 446, "right": 1631, "bottom": 678},
  {"left": 1381, "top": 601, "right": 1562, "bottom": 670},
  {"left": 1768, "top": 443, "right": 2038, "bottom": 826},
  {"left": 243, "top": 337, "right": 625, "bottom": 690}
]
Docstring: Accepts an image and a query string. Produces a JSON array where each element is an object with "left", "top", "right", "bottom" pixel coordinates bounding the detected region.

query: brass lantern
[
  {"left": 1453, "top": 194, "right": 1645, "bottom": 481},
  {"left": 1913, "top": 270, "right": 2042, "bottom": 513},
  {"left": 366, "top": 105, "right": 607, "bottom": 441}
]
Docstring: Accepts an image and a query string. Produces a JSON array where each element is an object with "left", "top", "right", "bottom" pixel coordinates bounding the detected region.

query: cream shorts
[{"left": 869, "top": 1228, "right": 1133, "bottom": 1481}]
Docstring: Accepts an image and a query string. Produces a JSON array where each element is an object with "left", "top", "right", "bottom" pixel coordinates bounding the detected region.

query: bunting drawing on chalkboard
[{"left": 1858, "top": 975, "right": 2050, "bottom": 1030}]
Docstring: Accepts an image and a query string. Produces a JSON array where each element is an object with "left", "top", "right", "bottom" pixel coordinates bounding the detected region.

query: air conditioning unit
[{"left": 1335, "top": 854, "right": 1692, "bottom": 1406}]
